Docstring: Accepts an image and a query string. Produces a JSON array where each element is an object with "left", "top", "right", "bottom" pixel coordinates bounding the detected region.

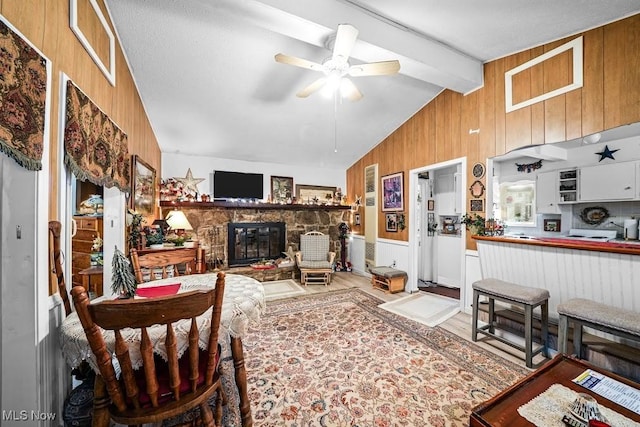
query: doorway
[
  {"left": 70, "top": 178, "right": 104, "bottom": 296},
  {"left": 408, "top": 157, "right": 466, "bottom": 307}
]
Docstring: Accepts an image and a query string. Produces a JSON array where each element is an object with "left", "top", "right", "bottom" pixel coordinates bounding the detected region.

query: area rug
[
  {"left": 232, "top": 288, "right": 529, "bottom": 426},
  {"left": 263, "top": 279, "right": 306, "bottom": 301},
  {"left": 378, "top": 292, "right": 461, "bottom": 327}
]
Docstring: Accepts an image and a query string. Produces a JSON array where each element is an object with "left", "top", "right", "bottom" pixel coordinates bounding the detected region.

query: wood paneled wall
[
  {"left": 346, "top": 14, "right": 640, "bottom": 250},
  {"left": 1, "top": 0, "right": 161, "bottom": 220}
]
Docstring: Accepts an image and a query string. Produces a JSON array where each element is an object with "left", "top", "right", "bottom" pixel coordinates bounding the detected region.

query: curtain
[
  {"left": 0, "top": 19, "right": 47, "bottom": 171},
  {"left": 64, "top": 80, "right": 130, "bottom": 192}
]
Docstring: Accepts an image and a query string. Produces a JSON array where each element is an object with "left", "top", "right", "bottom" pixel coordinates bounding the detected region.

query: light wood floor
[{"left": 295, "top": 271, "right": 545, "bottom": 370}]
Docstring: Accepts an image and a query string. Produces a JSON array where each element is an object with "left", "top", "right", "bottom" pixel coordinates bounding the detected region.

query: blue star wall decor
[{"left": 595, "top": 145, "right": 619, "bottom": 162}]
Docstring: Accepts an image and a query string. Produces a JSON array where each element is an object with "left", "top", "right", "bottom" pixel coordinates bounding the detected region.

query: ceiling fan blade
[
  {"left": 296, "top": 77, "right": 327, "bottom": 98},
  {"left": 332, "top": 24, "right": 358, "bottom": 62},
  {"left": 341, "top": 78, "right": 363, "bottom": 102},
  {"left": 348, "top": 60, "right": 401, "bottom": 77},
  {"left": 275, "top": 53, "right": 324, "bottom": 72}
]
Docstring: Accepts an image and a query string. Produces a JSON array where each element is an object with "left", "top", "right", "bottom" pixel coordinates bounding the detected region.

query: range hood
[{"left": 499, "top": 143, "right": 568, "bottom": 161}]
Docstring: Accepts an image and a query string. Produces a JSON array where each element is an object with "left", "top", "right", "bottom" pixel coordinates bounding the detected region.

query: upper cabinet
[
  {"left": 435, "top": 170, "right": 462, "bottom": 216},
  {"left": 536, "top": 171, "right": 561, "bottom": 214},
  {"left": 579, "top": 161, "right": 636, "bottom": 201}
]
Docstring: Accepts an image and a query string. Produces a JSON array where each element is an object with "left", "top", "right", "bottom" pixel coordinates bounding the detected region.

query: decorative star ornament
[
  {"left": 175, "top": 168, "right": 205, "bottom": 194},
  {"left": 595, "top": 145, "right": 619, "bottom": 162}
]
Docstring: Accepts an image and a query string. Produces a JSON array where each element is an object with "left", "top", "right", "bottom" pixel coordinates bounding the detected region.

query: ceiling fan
[{"left": 275, "top": 24, "right": 400, "bottom": 101}]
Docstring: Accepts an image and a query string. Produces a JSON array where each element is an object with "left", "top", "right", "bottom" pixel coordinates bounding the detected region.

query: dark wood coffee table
[{"left": 470, "top": 354, "right": 640, "bottom": 426}]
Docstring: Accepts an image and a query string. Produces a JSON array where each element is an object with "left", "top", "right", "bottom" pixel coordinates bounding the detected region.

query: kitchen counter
[{"left": 474, "top": 235, "right": 640, "bottom": 256}]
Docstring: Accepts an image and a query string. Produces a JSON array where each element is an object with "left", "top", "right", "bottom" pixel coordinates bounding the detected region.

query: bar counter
[
  {"left": 473, "top": 235, "right": 640, "bottom": 256},
  {"left": 472, "top": 235, "right": 640, "bottom": 318}
]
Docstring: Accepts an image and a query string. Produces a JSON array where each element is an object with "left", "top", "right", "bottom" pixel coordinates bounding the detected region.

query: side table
[
  {"left": 78, "top": 265, "right": 103, "bottom": 297},
  {"left": 470, "top": 354, "right": 640, "bottom": 426}
]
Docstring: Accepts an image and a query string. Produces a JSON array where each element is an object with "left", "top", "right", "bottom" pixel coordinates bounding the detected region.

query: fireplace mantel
[{"left": 160, "top": 201, "right": 350, "bottom": 211}]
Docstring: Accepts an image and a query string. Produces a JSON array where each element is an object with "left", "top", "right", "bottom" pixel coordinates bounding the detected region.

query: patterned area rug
[
  {"left": 237, "top": 288, "right": 529, "bottom": 426},
  {"left": 379, "top": 292, "right": 460, "bottom": 327},
  {"left": 263, "top": 279, "right": 306, "bottom": 301}
]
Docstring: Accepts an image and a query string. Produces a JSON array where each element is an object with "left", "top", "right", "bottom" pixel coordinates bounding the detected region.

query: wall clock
[{"left": 472, "top": 162, "right": 485, "bottom": 179}]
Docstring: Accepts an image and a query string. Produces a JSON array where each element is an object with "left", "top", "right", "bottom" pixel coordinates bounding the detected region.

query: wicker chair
[{"left": 295, "top": 231, "right": 335, "bottom": 286}]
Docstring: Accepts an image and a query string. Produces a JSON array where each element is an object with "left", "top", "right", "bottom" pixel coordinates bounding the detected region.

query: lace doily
[
  {"left": 518, "top": 384, "right": 640, "bottom": 427},
  {"left": 59, "top": 273, "right": 265, "bottom": 373}
]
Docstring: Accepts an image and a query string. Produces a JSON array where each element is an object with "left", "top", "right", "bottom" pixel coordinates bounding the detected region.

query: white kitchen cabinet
[
  {"left": 579, "top": 161, "right": 636, "bottom": 201},
  {"left": 536, "top": 171, "right": 560, "bottom": 214},
  {"left": 435, "top": 172, "right": 461, "bottom": 215}
]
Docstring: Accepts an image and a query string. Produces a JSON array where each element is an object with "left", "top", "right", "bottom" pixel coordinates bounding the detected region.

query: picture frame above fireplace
[
  {"left": 271, "top": 176, "right": 293, "bottom": 202},
  {"left": 295, "top": 184, "right": 336, "bottom": 204}
]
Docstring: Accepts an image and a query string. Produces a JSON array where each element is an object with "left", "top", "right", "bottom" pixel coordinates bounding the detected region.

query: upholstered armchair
[{"left": 295, "top": 231, "right": 336, "bottom": 286}]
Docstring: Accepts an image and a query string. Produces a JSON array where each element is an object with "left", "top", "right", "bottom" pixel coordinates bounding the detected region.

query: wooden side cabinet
[{"left": 72, "top": 216, "right": 103, "bottom": 296}]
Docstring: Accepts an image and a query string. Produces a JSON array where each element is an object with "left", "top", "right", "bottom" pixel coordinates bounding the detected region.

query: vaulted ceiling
[{"left": 104, "top": 0, "right": 640, "bottom": 169}]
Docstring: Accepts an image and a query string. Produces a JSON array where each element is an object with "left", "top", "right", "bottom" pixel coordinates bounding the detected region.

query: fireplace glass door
[{"left": 228, "top": 222, "right": 285, "bottom": 266}]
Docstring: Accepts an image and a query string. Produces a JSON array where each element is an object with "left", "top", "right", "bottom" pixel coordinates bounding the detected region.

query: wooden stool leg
[
  {"left": 540, "top": 301, "right": 549, "bottom": 357},
  {"left": 558, "top": 314, "right": 569, "bottom": 354},
  {"left": 472, "top": 290, "right": 479, "bottom": 341},
  {"left": 524, "top": 304, "right": 533, "bottom": 368}
]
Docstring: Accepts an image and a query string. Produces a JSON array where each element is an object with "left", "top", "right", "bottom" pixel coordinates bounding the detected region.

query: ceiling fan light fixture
[{"left": 275, "top": 24, "right": 398, "bottom": 101}]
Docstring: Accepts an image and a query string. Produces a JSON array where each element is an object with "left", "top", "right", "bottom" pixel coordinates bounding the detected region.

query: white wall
[{"left": 162, "top": 153, "right": 346, "bottom": 200}]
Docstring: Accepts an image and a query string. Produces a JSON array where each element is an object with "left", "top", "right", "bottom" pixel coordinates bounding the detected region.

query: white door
[{"left": 0, "top": 156, "right": 39, "bottom": 415}]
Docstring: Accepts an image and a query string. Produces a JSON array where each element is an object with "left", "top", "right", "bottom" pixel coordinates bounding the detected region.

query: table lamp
[{"left": 165, "top": 210, "right": 193, "bottom": 237}]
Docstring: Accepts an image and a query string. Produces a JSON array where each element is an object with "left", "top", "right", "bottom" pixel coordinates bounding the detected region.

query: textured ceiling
[{"left": 104, "top": 0, "right": 640, "bottom": 169}]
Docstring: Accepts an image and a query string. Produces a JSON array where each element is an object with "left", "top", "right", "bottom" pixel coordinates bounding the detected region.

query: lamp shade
[{"left": 166, "top": 210, "right": 193, "bottom": 231}]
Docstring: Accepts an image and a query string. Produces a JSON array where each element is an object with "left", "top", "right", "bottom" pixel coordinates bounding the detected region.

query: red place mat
[{"left": 136, "top": 283, "right": 181, "bottom": 298}]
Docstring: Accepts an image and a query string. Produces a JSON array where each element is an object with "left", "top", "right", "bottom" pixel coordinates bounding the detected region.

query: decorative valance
[
  {"left": 64, "top": 80, "right": 130, "bottom": 192},
  {"left": 0, "top": 19, "right": 47, "bottom": 171}
]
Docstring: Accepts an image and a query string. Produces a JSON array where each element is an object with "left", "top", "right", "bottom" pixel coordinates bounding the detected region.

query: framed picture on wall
[
  {"left": 470, "top": 199, "right": 484, "bottom": 212},
  {"left": 543, "top": 219, "right": 561, "bottom": 232},
  {"left": 427, "top": 199, "right": 435, "bottom": 211},
  {"left": 270, "top": 176, "right": 293, "bottom": 202},
  {"left": 385, "top": 213, "right": 398, "bottom": 232},
  {"left": 131, "top": 155, "right": 156, "bottom": 216},
  {"left": 382, "top": 172, "right": 403, "bottom": 211},
  {"left": 295, "top": 184, "right": 336, "bottom": 204}
]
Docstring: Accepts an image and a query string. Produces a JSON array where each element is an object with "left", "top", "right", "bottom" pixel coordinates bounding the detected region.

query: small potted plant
[{"left": 461, "top": 213, "right": 486, "bottom": 236}]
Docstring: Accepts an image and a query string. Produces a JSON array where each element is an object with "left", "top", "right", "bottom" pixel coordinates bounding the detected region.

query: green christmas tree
[{"left": 111, "top": 246, "right": 137, "bottom": 298}]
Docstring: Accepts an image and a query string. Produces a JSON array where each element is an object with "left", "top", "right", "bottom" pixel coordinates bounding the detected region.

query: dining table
[{"left": 59, "top": 272, "right": 265, "bottom": 427}]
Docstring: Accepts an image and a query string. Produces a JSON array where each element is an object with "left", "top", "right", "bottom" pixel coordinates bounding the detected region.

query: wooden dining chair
[
  {"left": 130, "top": 246, "right": 205, "bottom": 284},
  {"left": 71, "top": 272, "right": 227, "bottom": 427},
  {"left": 49, "top": 220, "right": 72, "bottom": 316}
]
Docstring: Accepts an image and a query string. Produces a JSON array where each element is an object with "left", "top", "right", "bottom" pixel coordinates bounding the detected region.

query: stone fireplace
[
  {"left": 227, "top": 222, "right": 286, "bottom": 266},
  {"left": 162, "top": 202, "right": 351, "bottom": 271}
]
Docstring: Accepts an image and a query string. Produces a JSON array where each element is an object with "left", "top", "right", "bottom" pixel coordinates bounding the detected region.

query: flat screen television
[{"left": 213, "top": 170, "right": 263, "bottom": 200}]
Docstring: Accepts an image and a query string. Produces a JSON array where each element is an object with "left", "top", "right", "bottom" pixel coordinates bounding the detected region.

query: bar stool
[{"left": 472, "top": 278, "right": 549, "bottom": 368}]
